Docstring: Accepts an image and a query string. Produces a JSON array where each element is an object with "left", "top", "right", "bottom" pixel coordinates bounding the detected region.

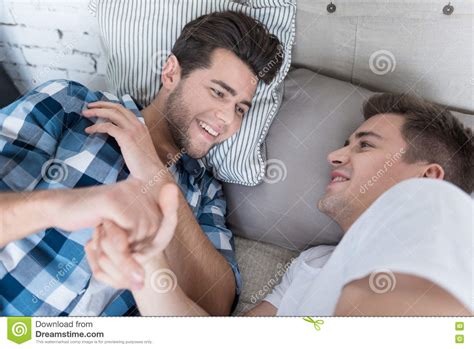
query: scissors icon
[{"left": 303, "top": 317, "right": 324, "bottom": 331}]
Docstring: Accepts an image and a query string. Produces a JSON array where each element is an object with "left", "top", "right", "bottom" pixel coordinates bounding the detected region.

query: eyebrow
[
  {"left": 344, "top": 131, "right": 384, "bottom": 146},
  {"left": 355, "top": 131, "right": 384, "bottom": 140},
  {"left": 210, "top": 79, "right": 253, "bottom": 109}
]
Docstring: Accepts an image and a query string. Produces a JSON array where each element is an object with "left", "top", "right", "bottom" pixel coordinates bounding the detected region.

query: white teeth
[
  {"left": 332, "top": 176, "right": 348, "bottom": 182},
  {"left": 199, "top": 121, "right": 219, "bottom": 137}
]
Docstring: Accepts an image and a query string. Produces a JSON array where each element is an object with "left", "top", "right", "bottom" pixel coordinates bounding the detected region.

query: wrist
[
  {"left": 143, "top": 251, "right": 169, "bottom": 273},
  {"left": 47, "top": 187, "right": 98, "bottom": 229},
  {"left": 45, "top": 189, "right": 70, "bottom": 228}
]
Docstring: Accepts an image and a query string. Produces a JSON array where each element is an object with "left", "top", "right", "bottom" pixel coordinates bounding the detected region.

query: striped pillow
[{"left": 95, "top": 0, "right": 296, "bottom": 186}]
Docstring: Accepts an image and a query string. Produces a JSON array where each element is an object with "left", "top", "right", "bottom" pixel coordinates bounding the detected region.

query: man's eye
[
  {"left": 211, "top": 88, "right": 224, "bottom": 98},
  {"left": 236, "top": 106, "right": 245, "bottom": 116},
  {"left": 360, "top": 141, "right": 373, "bottom": 149}
]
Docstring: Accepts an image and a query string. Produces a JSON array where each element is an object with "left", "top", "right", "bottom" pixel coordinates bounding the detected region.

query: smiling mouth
[
  {"left": 198, "top": 120, "right": 219, "bottom": 137},
  {"left": 330, "top": 176, "right": 350, "bottom": 183}
]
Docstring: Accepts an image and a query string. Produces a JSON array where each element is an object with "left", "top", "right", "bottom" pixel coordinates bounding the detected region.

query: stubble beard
[
  {"left": 164, "top": 83, "right": 196, "bottom": 157},
  {"left": 318, "top": 191, "right": 357, "bottom": 229}
]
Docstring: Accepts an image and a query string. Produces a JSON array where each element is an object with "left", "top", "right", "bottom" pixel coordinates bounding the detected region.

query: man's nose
[
  {"left": 327, "top": 147, "right": 350, "bottom": 167},
  {"left": 215, "top": 107, "right": 234, "bottom": 126}
]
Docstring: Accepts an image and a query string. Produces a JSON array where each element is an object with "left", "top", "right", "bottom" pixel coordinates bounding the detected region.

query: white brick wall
[{"left": 0, "top": 0, "right": 108, "bottom": 94}]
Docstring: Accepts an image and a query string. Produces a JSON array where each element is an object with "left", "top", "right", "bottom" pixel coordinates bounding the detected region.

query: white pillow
[{"left": 95, "top": 0, "right": 296, "bottom": 185}]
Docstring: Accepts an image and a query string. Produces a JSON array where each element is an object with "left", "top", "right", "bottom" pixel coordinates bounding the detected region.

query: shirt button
[
  {"left": 443, "top": 3, "right": 454, "bottom": 15},
  {"left": 327, "top": 2, "right": 336, "bottom": 13}
]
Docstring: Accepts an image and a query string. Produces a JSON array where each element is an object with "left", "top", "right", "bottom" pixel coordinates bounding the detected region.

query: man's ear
[
  {"left": 161, "top": 54, "right": 181, "bottom": 90},
  {"left": 422, "top": 163, "right": 445, "bottom": 180}
]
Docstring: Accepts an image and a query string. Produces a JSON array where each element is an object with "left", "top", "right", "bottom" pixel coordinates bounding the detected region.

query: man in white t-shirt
[{"left": 86, "top": 93, "right": 473, "bottom": 316}]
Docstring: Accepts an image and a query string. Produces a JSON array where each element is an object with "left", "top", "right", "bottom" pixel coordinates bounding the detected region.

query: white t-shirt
[{"left": 265, "top": 178, "right": 473, "bottom": 315}]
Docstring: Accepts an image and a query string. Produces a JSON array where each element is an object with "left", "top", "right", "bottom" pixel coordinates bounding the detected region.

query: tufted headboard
[{"left": 292, "top": 0, "right": 473, "bottom": 114}]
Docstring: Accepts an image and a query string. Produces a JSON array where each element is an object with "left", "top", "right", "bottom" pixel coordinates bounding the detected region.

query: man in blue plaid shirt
[{"left": 0, "top": 11, "right": 283, "bottom": 316}]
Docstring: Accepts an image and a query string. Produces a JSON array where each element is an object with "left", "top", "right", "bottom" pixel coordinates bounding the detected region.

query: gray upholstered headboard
[{"left": 292, "top": 0, "right": 473, "bottom": 114}]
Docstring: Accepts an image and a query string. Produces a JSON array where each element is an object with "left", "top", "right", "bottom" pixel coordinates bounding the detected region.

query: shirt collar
[{"left": 178, "top": 154, "right": 207, "bottom": 180}]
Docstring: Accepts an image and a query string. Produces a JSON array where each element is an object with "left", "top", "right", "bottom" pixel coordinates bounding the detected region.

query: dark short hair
[
  {"left": 363, "top": 93, "right": 474, "bottom": 193},
  {"left": 171, "top": 11, "right": 283, "bottom": 84}
]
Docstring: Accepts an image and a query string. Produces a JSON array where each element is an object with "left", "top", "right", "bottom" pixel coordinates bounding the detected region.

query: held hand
[
  {"left": 85, "top": 183, "right": 180, "bottom": 290},
  {"left": 54, "top": 178, "right": 162, "bottom": 244},
  {"left": 82, "top": 101, "right": 166, "bottom": 182}
]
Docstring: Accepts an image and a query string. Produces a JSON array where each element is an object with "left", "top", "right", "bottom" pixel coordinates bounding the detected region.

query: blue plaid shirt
[{"left": 0, "top": 80, "right": 241, "bottom": 316}]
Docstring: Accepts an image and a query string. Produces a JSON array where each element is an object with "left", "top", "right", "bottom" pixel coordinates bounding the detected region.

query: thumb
[
  {"left": 153, "top": 183, "right": 179, "bottom": 250},
  {"left": 136, "top": 183, "right": 179, "bottom": 263},
  {"left": 158, "top": 183, "right": 180, "bottom": 220}
]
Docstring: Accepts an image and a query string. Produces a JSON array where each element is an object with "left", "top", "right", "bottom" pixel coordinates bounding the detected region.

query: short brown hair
[
  {"left": 363, "top": 93, "right": 474, "bottom": 193},
  {"left": 171, "top": 11, "right": 283, "bottom": 84}
]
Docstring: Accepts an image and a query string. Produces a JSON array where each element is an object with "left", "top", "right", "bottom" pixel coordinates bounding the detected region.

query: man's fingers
[
  {"left": 96, "top": 251, "right": 129, "bottom": 289},
  {"left": 133, "top": 184, "right": 179, "bottom": 265},
  {"left": 94, "top": 268, "right": 124, "bottom": 290},
  {"left": 129, "top": 235, "right": 154, "bottom": 254},
  {"left": 87, "top": 101, "right": 128, "bottom": 115},
  {"left": 159, "top": 183, "right": 180, "bottom": 216},
  {"left": 85, "top": 227, "right": 103, "bottom": 276},
  {"left": 134, "top": 197, "right": 162, "bottom": 242},
  {"left": 84, "top": 122, "right": 124, "bottom": 140},
  {"left": 86, "top": 227, "right": 123, "bottom": 288},
  {"left": 100, "top": 220, "right": 145, "bottom": 289},
  {"left": 153, "top": 183, "right": 179, "bottom": 251},
  {"left": 88, "top": 225, "right": 124, "bottom": 288},
  {"left": 82, "top": 106, "right": 132, "bottom": 129},
  {"left": 86, "top": 224, "right": 142, "bottom": 290},
  {"left": 86, "top": 101, "right": 138, "bottom": 125},
  {"left": 84, "top": 184, "right": 179, "bottom": 289},
  {"left": 159, "top": 183, "right": 179, "bottom": 224}
]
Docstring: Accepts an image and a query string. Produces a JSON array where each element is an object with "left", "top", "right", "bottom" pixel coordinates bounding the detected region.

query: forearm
[
  {"left": 164, "top": 191, "right": 236, "bottom": 315},
  {"left": 0, "top": 190, "right": 60, "bottom": 247},
  {"left": 133, "top": 256, "right": 278, "bottom": 317},
  {"left": 133, "top": 253, "right": 209, "bottom": 316}
]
